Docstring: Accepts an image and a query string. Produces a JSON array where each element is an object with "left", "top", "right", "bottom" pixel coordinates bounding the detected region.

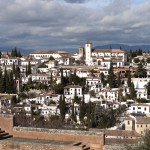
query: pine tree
[{"left": 0, "top": 51, "right": 1, "bottom": 58}]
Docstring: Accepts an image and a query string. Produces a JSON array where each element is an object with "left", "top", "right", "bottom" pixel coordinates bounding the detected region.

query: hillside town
[{"left": 1, "top": 41, "right": 150, "bottom": 145}]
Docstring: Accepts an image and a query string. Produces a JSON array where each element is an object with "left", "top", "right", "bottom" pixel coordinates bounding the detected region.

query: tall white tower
[{"left": 85, "top": 41, "right": 92, "bottom": 65}]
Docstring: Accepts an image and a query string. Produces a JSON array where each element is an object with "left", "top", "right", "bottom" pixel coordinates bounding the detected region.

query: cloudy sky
[{"left": 0, "top": 0, "right": 150, "bottom": 50}]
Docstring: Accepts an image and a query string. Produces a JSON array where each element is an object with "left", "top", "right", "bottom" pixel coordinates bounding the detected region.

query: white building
[
  {"left": 0, "top": 57, "right": 20, "bottom": 65},
  {"left": 128, "top": 103, "right": 150, "bottom": 114},
  {"left": 81, "top": 41, "right": 127, "bottom": 67},
  {"left": 64, "top": 85, "right": 83, "bottom": 99}
]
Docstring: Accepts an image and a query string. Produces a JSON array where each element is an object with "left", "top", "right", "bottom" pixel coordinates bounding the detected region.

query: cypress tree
[
  {"left": 117, "top": 72, "right": 121, "bottom": 87},
  {"left": 71, "top": 97, "right": 76, "bottom": 122},
  {"left": 59, "top": 95, "right": 66, "bottom": 120},
  {"left": 108, "top": 63, "right": 115, "bottom": 88},
  {"left": 18, "top": 50, "right": 22, "bottom": 57},
  {"left": 100, "top": 72, "right": 106, "bottom": 87},
  {"left": 0, "top": 73, "right": 4, "bottom": 93},
  {"left": 60, "top": 68, "right": 64, "bottom": 84},
  {"left": 130, "top": 82, "right": 136, "bottom": 99},
  {"left": 4, "top": 68, "right": 9, "bottom": 93},
  {"left": 127, "top": 70, "right": 131, "bottom": 87},
  {"left": 15, "top": 66, "right": 20, "bottom": 79},
  {"left": 12, "top": 62, "right": 16, "bottom": 74},
  {"left": 79, "top": 95, "right": 86, "bottom": 122},
  {"left": 27, "top": 62, "right": 31, "bottom": 75},
  {"left": 25, "top": 64, "right": 28, "bottom": 77},
  {"left": 0, "top": 51, "right": 1, "bottom": 58},
  {"left": 11, "top": 96, "right": 17, "bottom": 105},
  {"left": 147, "top": 82, "right": 150, "bottom": 99},
  {"left": 14, "top": 47, "right": 17, "bottom": 57},
  {"left": 87, "top": 100, "right": 92, "bottom": 128}
]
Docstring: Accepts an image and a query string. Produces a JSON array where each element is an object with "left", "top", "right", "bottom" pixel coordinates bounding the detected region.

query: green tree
[
  {"left": 49, "top": 56, "right": 55, "bottom": 61},
  {"left": 134, "top": 58, "right": 140, "bottom": 63},
  {"left": 130, "top": 82, "right": 136, "bottom": 99},
  {"left": 117, "top": 72, "right": 121, "bottom": 87},
  {"left": 0, "top": 51, "right": 1, "bottom": 58},
  {"left": 71, "top": 101, "right": 76, "bottom": 122},
  {"left": 12, "top": 62, "right": 16, "bottom": 74},
  {"left": 0, "top": 72, "right": 4, "bottom": 93},
  {"left": 59, "top": 95, "right": 66, "bottom": 120},
  {"left": 108, "top": 63, "right": 116, "bottom": 88},
  {"left": 100, "top": 72, "right": 106, "bottom": 87},
  {"left": 146, "top": 58, "right": 150, "bottom": 63},
  {"left": 27, "top": 61, "right": 32, "bottom": 75},
  {"left": 136, "top": 62, "right": 147, "bottom": 78},
  {"left": 60, "top": 68, "right": 64, "bottom": 84},
  {"left": 79, "top": 96, "right": 86, "bottom": 123},
  {"left": 18, "top": 50, "right": 22, "bottom": 57},
  {"left": 127, "top": 70, "right": 131, "bottom": 87},
  {"left": 11, "top": 96, "right": 17, "bottom": 105},
  {"left": 15, "top": 66, "right": 20, "bottom": 79},
  {"left": 147, "top": 82, "right": 150, "bottom": 99}
]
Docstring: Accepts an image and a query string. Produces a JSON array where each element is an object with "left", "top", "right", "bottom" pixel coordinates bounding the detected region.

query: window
[
  {"left": 146, "top": 125, "right": 147, "bottom": 127},
  {"left": 133, "top": 107, "right": 135, "bottom": 110},
  {"left": 128, "top": 121, "right": 130, "bottom": 125},
  {"left": 141, "top": 125, "right": 142, "bottom": 127},
  {"left": 137, "top": 125, "right": 139, "bottom": 127},
  {"left": 138, "top": 107, "right": 141, "bottom": 109},
  {"left": 145, "top": 107, "right": 147, "bottom": 111}
]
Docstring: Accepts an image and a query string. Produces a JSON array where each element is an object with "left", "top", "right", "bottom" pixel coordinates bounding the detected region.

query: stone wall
[
  {"left": 0, "top": 114, "right": 13, "bottom": 134},
  {"left": 13, "top": 127, "right": 104, "bottom": 150},
  {"left": 0, "top": 114, "right": 104, "bottom": 150},
  {"left": 0, "top": 140, "right": 82, "bottom": 150}
]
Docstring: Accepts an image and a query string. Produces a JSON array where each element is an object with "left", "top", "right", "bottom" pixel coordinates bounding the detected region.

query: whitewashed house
[
  {"left": 64, "top": 85, "right": 83, "bottom": 99},
  {"left": 128, "top": 103, "right": 150, "bottom": 114}
]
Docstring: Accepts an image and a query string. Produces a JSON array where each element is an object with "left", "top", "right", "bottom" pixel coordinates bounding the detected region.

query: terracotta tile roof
[
  {"left": 131, "top": 103, "right": 149, "bottom": 107},
  {"left": 111, "top": 49, "right": 125, "bottom": 53},
  {"left": 90, "top": 129, "right": 140, "bottom": 137},
  {"left": 136, "top": 117, "right": 150, "bottom": 124},
  {"left": 64, "top": 85, "right": 82, "bottom": 88},
  {"left": 30, "top": 50, "right": 69, "bottom": 54},
  {"left": 93, "top": 49, "right": 125, "bottom": 53},
  {"left": 93, "top": 49, "right": 111, "bottom": 53}
]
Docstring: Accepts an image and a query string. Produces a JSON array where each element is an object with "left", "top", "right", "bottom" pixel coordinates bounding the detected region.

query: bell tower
[{"left": 85, "top": 41, "right": 92, "bottom": 65}]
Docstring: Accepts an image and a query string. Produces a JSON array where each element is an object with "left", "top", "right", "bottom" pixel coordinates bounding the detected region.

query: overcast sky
[{"left": 0, "top": 0, "right": 150, "bottom": 50}]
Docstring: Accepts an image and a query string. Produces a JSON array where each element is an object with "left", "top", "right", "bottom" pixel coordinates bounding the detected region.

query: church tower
[{"left": 85, "top": 41, "right": 92, "bottom": 65}]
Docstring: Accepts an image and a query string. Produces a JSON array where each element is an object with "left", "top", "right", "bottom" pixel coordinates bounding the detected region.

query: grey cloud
[
  {"left": 0, "top": 0, "right": 150, "bottom": 49},
  {"left": 64, "top": 0, "right": 90, "bottom": 3}
]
